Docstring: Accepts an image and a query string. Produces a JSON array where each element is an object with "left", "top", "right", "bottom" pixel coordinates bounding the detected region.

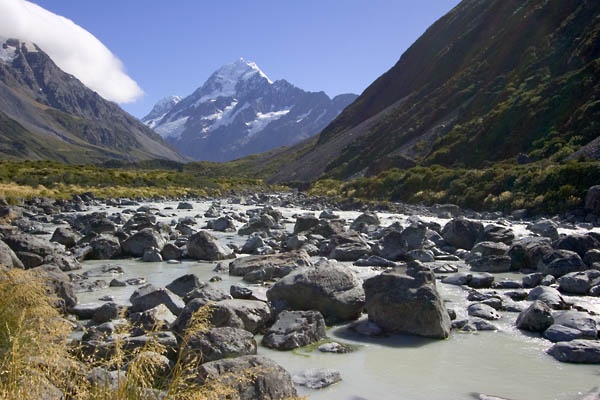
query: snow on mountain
[
  {"left": 141, "top": 95, "right": 182, "bottom": 129},
  {"left": 144, "top": 59, "right": 358, "bottom": 161}
]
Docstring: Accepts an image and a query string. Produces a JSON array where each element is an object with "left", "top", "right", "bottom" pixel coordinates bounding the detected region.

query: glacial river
[{"left": 73, "top": 199, "right": 600, "bottom": 400}]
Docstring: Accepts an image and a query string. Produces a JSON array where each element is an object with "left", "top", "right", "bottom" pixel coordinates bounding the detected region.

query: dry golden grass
[{"left": 0, "top": 269, "right": 303, "bottom": 400}]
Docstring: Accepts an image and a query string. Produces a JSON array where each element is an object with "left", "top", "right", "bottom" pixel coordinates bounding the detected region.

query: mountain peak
[{"left": 0, "top": 37, "right": 39, "bottom": 63}]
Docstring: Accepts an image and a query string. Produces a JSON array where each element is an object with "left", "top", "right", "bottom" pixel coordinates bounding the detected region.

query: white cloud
[{"left": 0, "top": 0, "right": 143, "bottom": 103}]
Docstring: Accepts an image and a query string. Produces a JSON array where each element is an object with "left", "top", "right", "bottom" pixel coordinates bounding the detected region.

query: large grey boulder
[
  {"left": 477, "top": 224, "right": 515, "bottom": 245},
  {"left": 121, "top": 228, "right": 166, "bottom": 257},
  {"left": 293, "top": 213, "right": 320, "bottom": 234},
  {"left": 0, "top": 240, "right": 24, "bottom": 269},
  {"left": 350, "top": 212, "right": 380, "bottom": 232},
  {"left": 128, "top": 304, "right": 177, "bottom": 331},
  {"left": 558, "top": 270, "right": 600, "bottom": 295},
  {"left": 228, "top": 250, "right": 311, "bottom": 282},
  {"left": 547, "top": 340, "right": 600, "bottom": 363},
  {"left": 4, "top": 233, "right": 64, "bottom": 259},
  {"left": 89, "top": 234, "right": 121, "bottom": 259},
  {"left": 468, "top": 255, "right": 512, "bottom": 273},
  {"left": 527, "top": 219, "right": 559, "bottom": 241},
  {"left": 166, "top": 274, "right": 203, "bottom": 298},
  {"left": 209, "top": 299, "right": 272, "bottom": 334},
  {"left": 293, "top": 368, "right": 342, "bottom": 389},
  {"left": 547, "top": 310, "right": 598, "bottom": 340},
  {"left": 527, "top": 286, "right": 569, "bottom": 310},
  {"left": 122, "top": 213, "right": 156, "bottom": 233},
  {"left": 187, "top": 230, "right": 234, "bottom": 261},
  {"left": 471, "top": 241, "right": 509, "bottom": 257},
  {"left": 554, "top": 234, "right": 599, "bottom": 259},
  {"left": 129, "top": 284, "right": 185, "bottom": 316},
  {"left": 441, "top": 218, "right": 484, "bottom": 250},
  {"left": 376, "top": 230, "right": 407, "bottom": 261},
  {"left": 467, "top": 303, "right": 501, "bottom": 320},
  {"left": 516, "top": 300, "right": 554, "bottom": 332},
  {"left": 363, "top": 262, "right": 451, "bottom": 339},
  {"left": 541, "top": 250, "right": 586, "bottom": 278},
  {"left": 50, "top": 226, "right": 81, "bottom": 248},
  {"left": 196, "top": 355, "right": 297, "bottom": 400},
  {"left": 267, "top": 259, "right": 365, "bottom": 324},
  {"left": 32, "top": 264, "right": 77, "bottom": 310},
  {"left": 262, "top": 310, "right": 327, "bottom": 351},
  {"left": 183, "top": 327, "right": 257, "bottom": 363}
]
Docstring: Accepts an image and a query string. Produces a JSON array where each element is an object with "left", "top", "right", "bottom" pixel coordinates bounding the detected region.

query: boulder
[
  {"left": 584, "top": 185, "right": 600, "bottom": 213},
  {"left": 547, "top": 310, "right": 598, "bottom": 340},
  {"left": 128, "top": 304, "right": 177, "bottom": 331},
  {"left": 292, "top": 368, "right": 342, "bottom": 389},
  {"left": 527, "top": 219, "right": 559, "bottom": 241},
  {"left": 441, "top": 218, "right": 484, "bottom": 250},
  {"left": 262, "top": 310, "right": 327, "bottom": 350},
  {"left": 477, "top": 224, "right": 515, "bottom": 245},
  {"left": 32, "top": 265, "right": 77, "bottom": 310},
  {"left": 376, "top": 230, "right": 408, "bottom": 261},
  {"left": 0, "top": 240, "right": 24, "bottom": 269},
  {"left": 72, "top": 212, "right": 116, "bottom": 235},
  {"left": 350, "top": 212, "right": 380, "bottom": 232},
  {"left": 527, "top": 286, "right": 569, "bottom": 310},
  {"left": 508, "top": 237, "right": 552, "bottom": 271},
  {"left": 187, "top": 231, "right": 234, "bottom": 261},
  {"left": 467, "top": 303, "right": 501, "bottom": 320},
  {"left": 142, "top": 247, "right": 163, "bottom": 262},
  {"left": 122, "top": 213, "right": 156, "bottom": 233},
  {"left": 469, "top": 255, "right": 512, "bottom": 273},
  {"left": 547, "top": 339, "right": 600, "bottom": 363},
  {"left": 229, "top": 251, "right": 311, "bottom": 282},
  {"left": 558, "top": 271, "right": 600, "bottom": 295},
  {"left": 554, "top": 234, "right": 599, "bottom": 259},
  {"left": 161, "top": 243, "right": 183, "bottom": 261},
  {"left": 541, "top": 250, "right": 586, "bottom": 278},
  {"left": 129, "top": 284, "right": 185, "bottom": 316},
  {"left": 4, "top": 233, "right": 64, "bottom": 259},
  {"left": 209, "top": 299, "right": 272, "bottom": 334},
  {"left": 267, "top": 260, "right": 365, "bottom": 324},
  {"left": 183, "top": 284, "right": 232, "bottom": 303},
  {"left": 293, "top": 213, "right": 320, "bottom": 234},
  {"left": 182, "top": 327, "right": 257, "bottom": 363},
  {"left": 208, "top": 216, "right": 236, "bottom": 232},
  {"left": 50, "top": 226, "right": 81, "bottom": 248},
  {"left": 121, "top": 228, "right": 166, "bottom": 257},
  {"left": 544, "top": 325, "right": 593, "bottom": 343},
  {"left": 177, "top": 202, "right": 193, "bottom": 210},
  {"left": 471, "top": 241, "right": 509, "bottom": 257},
  {"left": 89, "top": 235, "right": 121, "bottom": 259},
  {"left": 516, "top": 300, "right": 554, "bottom": 332},
  {"left": 166, "top": 274, "right": 203, "bottom": 298},
  {"left": 196, "top": 355, "right": 297, "bottom": 400},
  {"left": 363, "top": 262, "right": 451, "bottom": 339}
]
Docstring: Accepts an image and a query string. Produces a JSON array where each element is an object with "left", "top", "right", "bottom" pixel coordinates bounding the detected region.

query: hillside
[
  {"left": 268, "top": 0, "right": 600, "bottom": 182},
  {"left": 0, "top": 38, "right": 186, "bottom": 163}
]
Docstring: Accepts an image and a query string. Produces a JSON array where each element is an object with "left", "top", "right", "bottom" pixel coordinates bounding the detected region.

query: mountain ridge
[{"left": 143, "top": 58, "right": 357, "bottom": 162}]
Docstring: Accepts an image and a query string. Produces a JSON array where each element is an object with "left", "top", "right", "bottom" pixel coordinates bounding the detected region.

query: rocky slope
[
  {"left": 0, "top": 37, "right": 186, "bottom": 163},
  {"left": 143, "top": 59, "right": 357, "bottom": 162},
  {"left": 268, "top": 0, "right": 600, "bottom": 182}
]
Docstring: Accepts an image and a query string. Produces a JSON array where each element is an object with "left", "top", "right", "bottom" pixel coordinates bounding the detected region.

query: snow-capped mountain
[
  {"left": 142, "top": 58, "right": 357, "bottom": 161},
  {"left": 143, "top": 95, "right": 182, "bottom": 129}
]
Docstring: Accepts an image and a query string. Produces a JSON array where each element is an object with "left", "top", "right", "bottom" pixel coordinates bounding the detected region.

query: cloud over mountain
[{"left": 0, "top": 0, "right": 143, "bottom": 103}]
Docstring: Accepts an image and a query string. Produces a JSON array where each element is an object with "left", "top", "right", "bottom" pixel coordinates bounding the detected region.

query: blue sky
[{"left": 25, "top": 1, "right": 460, "bottom": 118}]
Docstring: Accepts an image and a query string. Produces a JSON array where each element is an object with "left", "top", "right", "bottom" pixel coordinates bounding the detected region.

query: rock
[
  {"left": 123, "top": 331, "right": 178, "bottom": 360},
  {"left": 230, "top": 285, "right": 254, "bottom": 300},
  {"left": 558, "top": 271, "right": 600, "bottom": 295},
  {"left": 208, "top": 216, "right": 236, "bottom": 232},
  {"left": 477, "top": 224, "right": 515, "bottom": 245},
  {"left": 527, "top": 286, "right": 569, "bottom": 310},
  {"left": 72, "top": 212, "right": 116, "bottom": 235},
  {"left": 542, "top": 250, "right": 586, "bottom": 278},
  {"left": 376, "top": 230, "right": 408, "bottom": 261},
  {"left": 89, "top": 235, "right": 121, "bottom": 259},
  {"left": 240, "top": 234, "right": 266, "bottom": 254},
  {"left": 177, "top": 202, "right": 193, "bottom": 210},
  {"left": 350, "top": 212, "right": 380, "bottom": 232},
  {"left": 129, "top": 284, "right": 185, "bottom": 316},
  {"left": 0, "top": 240, "right": 24, "bottom": 269},
  {"left": 508, "top": 237, "right": 552, "bottom": 271},
  {"left": 92, "top": 302, "right": 122, "bottom": 324},
  {"left": 229, "top": 251, "right": 311, "bottom": 282},
  {"left": 452, "top": 318, "right": 498, "bottom": 332},
  {"left": 121, "top": 228, "right": 166, "bottom": 257},
  {"left": 161, "top": 243, "right": 183, "bottom": 261},
  {"left": 516, "top": 300, "right": 554, "bottom": 332},
  {"left": 467, "top": 303, "right": 501, "bottom": 320},
  {"left": 547, "top": 339, "right": 600, "bottom": 363},
  {"left": 354, "top": 255, "right": 398, "bottom": 268},
  {"left": 183, "top": 284, "right": 232, "bottom": 303},
  {"left": 50, "top": 226, "right": 81, "bottom": 248},
  {"left": 262, "top": 310, "right": 327, "bottom": 350},
  {"left": 329, "top": 242, "right": 372, "bottom": 262},
  {"left": 363, "top": 262, "right": 451, "bottom": 339},
  {"left": 471, "top": 241, "right": 510, "bottom": 257},
  {"left": 128, "top": 304, "right": 177, "bottom": 331},
  {"left": 166, "top": 274, "right": 203, "bottom": 298},
  {"left": 442, "top": 272, "right": 494, "bottom": 288},
  {"left": 196, "top": 355, "right": 297, "bottom": 400},
  {"left": 293, "top": 368, "right": 342, "bottom": 389},
  {"left": 585, "top": 185, "right": 600, "bottom": 213},
  {"left": 554, "top": 234, "right": 600, "bottom": 259},
  {"left": 318, "top": 342, "right": 354, "bottom": 353},
  {"left": 187, "top": 230, "right": 234, "bottom": 261},
  {"left": 122, "top": 213, "right": 157, "bottom": 233},
  {"left": 183, "top": 327, "right": 257, "bottom": 363},
  {"left": 407, "top": 249, "right": 435, "bottom": 263},
  {"left": 527, "top": 219, "right": 559, "bottom": 241},
  {"left": 441, "top": 218, "right": 484, "bottom": 250},
  {"left": 209, "top": 299, "right": 272, "bottom": 334},
  {"left": 267, "top": 259, "right": 365, "bottom": 324},
  {"left": 522, "top": 273, "right": 544, "bottom": 288},
  {"left": 32, "top": 265, "right": 77, "bottom": 310},
  {"left": 142, "top": 247, "right": 163, "bottom": 262},
  {"left": 544, "top": 324, "right": 593, "bottom": 343},
  {"left": 585, "top": 249, "right": 600, "bottom": 267},
  {"left": 469, "top": 255, "right": 512, "bottom": 273},
  {"left": 4, "top": 233, "right": 64, "bottom": 259},
  {"left": 548, "top": 310, "right": 598, "bottom": 339}
]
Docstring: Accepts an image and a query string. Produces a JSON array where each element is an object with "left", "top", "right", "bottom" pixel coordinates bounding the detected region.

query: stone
[
  {"left": 177, "top": 202, "right": 194, "bottom": 210},
  {"left": 350, "top": 212, "right": 380, "bottom": 232},
  {"left": 477, "top": 224, "right": 515, "bottom": 245},
  {"left": 516, "top": 300, "right": 554, "bottom": 332},
  {"left": 165, "top": 274, "right": 203, "bottom": 297},
  {"left": 527, "top": 286, "right": 569, "bottom": 310},
  {"left": 329, "top": 242, "right": 372, "bottom": 262},
  {"left": 122, "top": 213, "right": 157, "bottom": 233},
  {"left": 209, "top": 299, "right": 273, "bottom": 334},
  {"left": 267, "top": 259, "right": 365, "bottom": 324},
  {"left": 128, "top": 304, "right": 176, "bottom": 331},
  {"left": 129, "top": 284, "right": 185, "bottom": 316},
  {"left": 584, "top": 249, "right": 600, "bottom": 267},
  {"left": 183, "top": 284, "right": 232, "bottom": 303},
  {"left": 229, "top": 250, "right": 311, "bottom": 282},
  {"left": 441, "top": 218, "right": 484, "bottom": 250},
  {"left": 467, "top": 303, "right": 501, "bottom": 320},
  {"left": 522, "top": 273, "right": 544, "bottom": 288},
  {"left": 262, "top": 310, "right": 327, "bottom": 350},
  {"left": 92, "top": 302, "right": 122, "bottom": 324},
  {"left": 549, "top": 310, "right": 598, "bottom": 339},
  {"left": 471, "top": 241, "right": 510, "bottom": 257},
  {"left": 407, "top": 249, "right": 435, "bottom": 263},
  {"left": 544, "top": 325, "right": 592, "bottom": 343},
  {"left": 196, "top": 355, "right": 297, "bottom": 400},
  {"left": 142, "top": 247, "right": 163, "bottom": 262},
  {"left": 50, "top": 226, "right": 81, "bottom": 248},
  {"left": 554, "top": 234, "right": 600, "bottom": 259},
  {"left": 542, "top": 250, "right": 586, "bottom": 278},
  {"left": 208, "top": 216, "right": 236, "bottom": 232},
  {"left": 469, "top": 255, "right": 512, "bottom": 273},
  {"left": 121, "top": 228, "right": 166, "bottom": 257},
  {"left": 527, "top": 219, "right": 559, "bottom": 241},
  {"left": 376, "top": 230, "right": 408, "bottom": 261},
  {"left": 183, "top": 327, "right": 257, "bottom": 363},
  {"left": 585, "top": 185, "right": 600, "bottom": 213},
  {"left": 363, "top": 262, "right": 451, "bottom": 339},
  {"left": 161, "top": 243, "right": 183, "bottom": 261},
  {"left": 0, "top": 240, "right": 24, "bottom": 269},
  {"left": 547, "top": 339, "right": 600, "bottom": 363},
  {"left": 89, "top": 235, "right": 121, "bottom": 259},
  {"left": 4, "top": 233, "right": 64, "bottom": 259},
  {"left": 318, "top": 342, "right": 354, "bottom": 353},
  {"left": 32, "top": 265, "right": 77, "bottom": 310},
  {"left": 187, "top": 230, "right": 235, "bottom": 261},
  {"left": 558, "top": 271, "right": 600, "bottom": 295},
  {"left": 293, "top": 368, "right": 342, "bottom": 389}
]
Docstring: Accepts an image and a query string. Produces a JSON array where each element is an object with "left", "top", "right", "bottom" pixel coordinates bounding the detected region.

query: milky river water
[{"left": 73, "top": 199, "right": 600, "bottom": 400}]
